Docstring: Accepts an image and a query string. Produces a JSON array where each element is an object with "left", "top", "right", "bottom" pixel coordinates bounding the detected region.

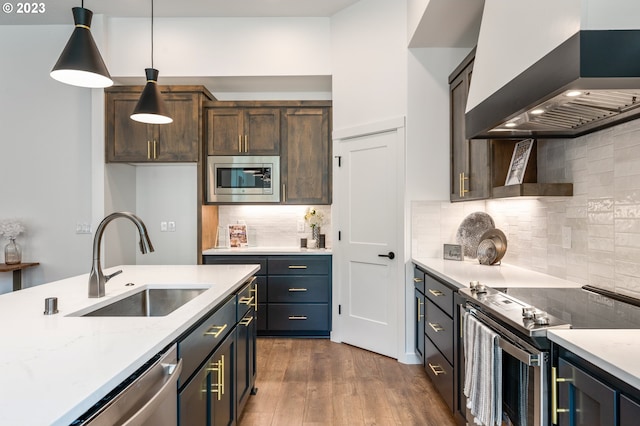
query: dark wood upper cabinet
[
  {"left": 105, "top": 86, "right": 213, "bottom": 163},
  {"left": 281, "top": 107, "right": 331, "bottom": 205},
  {"left": 206, "top": 108, "right": 280, "bottom": 155}
]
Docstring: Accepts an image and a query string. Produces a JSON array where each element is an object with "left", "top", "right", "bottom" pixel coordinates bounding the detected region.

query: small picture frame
[
  {"left": 505, "top": 139, "right": 535, "bottom": 186},
  {"left": 228, "top": 224, "right": 248, "bottom": 248},
  {"left": 443, "top": 244, "right": 463, "bottom": 261}
]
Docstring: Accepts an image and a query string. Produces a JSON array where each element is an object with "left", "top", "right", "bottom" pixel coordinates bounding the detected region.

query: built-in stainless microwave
[{"left": 207, "top": 155, "right": 280, "bottom": 203}]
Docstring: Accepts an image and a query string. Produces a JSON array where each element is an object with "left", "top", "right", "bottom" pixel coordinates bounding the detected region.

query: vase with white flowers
[
  {"left": 0, "top": 219, "right": 25, "bottom": 265},
  {"left": 304, "top": 207, "right": 324, "bottom": 248}
]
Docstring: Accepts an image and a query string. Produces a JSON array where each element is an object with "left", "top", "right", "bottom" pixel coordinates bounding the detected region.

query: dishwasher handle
[{"left": 122, "top": 358, "right": 183, "bottom": 426}]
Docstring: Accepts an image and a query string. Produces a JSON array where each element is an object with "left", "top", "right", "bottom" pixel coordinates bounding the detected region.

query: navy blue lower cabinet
[
  {"left": 620, "top": 394, "right": 640, "bottom": 426},
  {"left": 557, "top": 357, "right": 616, "bottom": 426}
]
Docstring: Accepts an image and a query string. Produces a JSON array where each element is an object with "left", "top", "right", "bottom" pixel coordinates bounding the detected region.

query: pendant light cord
[{"left": 151, "top": 0, "right": 154, "bottom": 69}]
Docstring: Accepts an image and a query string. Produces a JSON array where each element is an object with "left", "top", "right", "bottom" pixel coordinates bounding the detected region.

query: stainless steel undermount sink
[{"left": 76, "top": 287, "right": 208, "bottom": 317}]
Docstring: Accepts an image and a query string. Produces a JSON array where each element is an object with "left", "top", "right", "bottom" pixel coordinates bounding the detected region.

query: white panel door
[{"left": 335, "top": 126, "right": 400, "bottom": 358}]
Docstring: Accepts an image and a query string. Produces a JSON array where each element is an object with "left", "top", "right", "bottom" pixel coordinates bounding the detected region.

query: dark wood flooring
[{"left": 239, "top": 338, "right": 458, "bottom": 426}]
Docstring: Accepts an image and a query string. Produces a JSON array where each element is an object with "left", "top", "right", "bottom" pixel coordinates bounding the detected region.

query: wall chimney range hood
[{"left": 466, "top": 30, "right": 640, "bottom": 139}]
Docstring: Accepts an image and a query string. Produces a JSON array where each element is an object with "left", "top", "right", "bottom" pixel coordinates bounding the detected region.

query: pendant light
[
  {"left": 50, "top": 2, "right": 113, "bottom": 88},
  {"left": 130, "top": 0, "right": 173, "bottom": 124}
]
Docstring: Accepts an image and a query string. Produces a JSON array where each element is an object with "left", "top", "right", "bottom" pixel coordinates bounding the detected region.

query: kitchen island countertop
[{"left": 0, "top": 264, "right": 259, "bottom": 426}]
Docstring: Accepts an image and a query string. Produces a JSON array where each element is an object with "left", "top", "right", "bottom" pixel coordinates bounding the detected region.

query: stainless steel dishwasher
[{"left": 76, "top": 343, "right": 182, "bottom": 426}]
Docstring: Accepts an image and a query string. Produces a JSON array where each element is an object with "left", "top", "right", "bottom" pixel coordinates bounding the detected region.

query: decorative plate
[
  {"left": 477, "top": 228, "right": 508, "bottom": 265},
  {"left": 455, "top": 212, "right": 495, "bottom": 258}
]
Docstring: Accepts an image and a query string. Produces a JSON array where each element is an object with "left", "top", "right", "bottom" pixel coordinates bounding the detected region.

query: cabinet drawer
[
  {"left": 424, "top": 299, "right": 453, "bottom": 364},
  {"left": 424, "top": 273, "right": 454, "bottom": 317},
  {"left": 237, "top": 278, "right": 258, "bottom": 319},
  {"left": 268, "top": 256, "right": 330, "bottom": 275},
  {"left": 178, "top": 295, "right": 236, "bottom": 386},
  {"left": 268, "top": 276, "right": 330, "bottom": 303},
  {"left": 202, "top": 255, "right": 267, "bottom": 275},
  {"left": 413, "top": 266, "right": 425, "bottom": 294},
  {"left": 268, "top": 304, "right": 329, "bottom": 331},
  {"left": 424, "top": 337, "right": 454, "bottom": 410}
]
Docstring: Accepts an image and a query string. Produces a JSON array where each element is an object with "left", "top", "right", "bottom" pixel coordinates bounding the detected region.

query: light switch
[
  {"left": 168, "top": 221, "right": 176, "bottom": 232},
  {"left": 160, "top": 221, "right": 168, "bottom": 232}
]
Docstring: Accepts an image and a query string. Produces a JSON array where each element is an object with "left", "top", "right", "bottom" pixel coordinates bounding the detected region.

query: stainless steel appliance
[
  {"left": 72, "top": 344, "right": 182, "bottom": 425},
  {"left": 459, "top": 284, "right": 640, "bottom": 426},
  {"left": 207, "top": 155, "right": 280, "bottom": 203}
]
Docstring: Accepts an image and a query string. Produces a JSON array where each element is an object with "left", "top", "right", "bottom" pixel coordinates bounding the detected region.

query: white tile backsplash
[
  {"left": 217, "top": 205, "right": 332, "bottom": 248},
  {"left": 411, "top": 118, "right": 640, "bottom": 298}
]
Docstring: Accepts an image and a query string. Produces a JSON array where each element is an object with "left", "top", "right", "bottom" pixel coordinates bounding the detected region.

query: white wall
[{"left": 0, "top": 26, "right": 94, "bottom": 293}]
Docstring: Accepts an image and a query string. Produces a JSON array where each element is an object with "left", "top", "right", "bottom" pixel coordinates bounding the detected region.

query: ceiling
[{"left": 0, "top": 0, "right": 361, "bottom": 25}]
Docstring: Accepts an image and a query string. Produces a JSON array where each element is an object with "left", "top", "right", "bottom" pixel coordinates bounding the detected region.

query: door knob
[{"left": 378, "top": 252, "right": 395, "bottom": 260}]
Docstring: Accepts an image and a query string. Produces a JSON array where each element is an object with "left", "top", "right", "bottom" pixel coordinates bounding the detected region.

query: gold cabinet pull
[
  {"left": 417, "top": 298, "right": 424, "bottom": 322},
  {"left": 238, "top": 135, "right": 242, "bottom": 153},
  {"left": 428, "top": 289, "right": 445, "bottom": 297},
  {"left": 413, "top": 277, "right": 424, "bottom": 283},
  {"left": 239, "top": 315, "right": 254, "bottom": 326},
  {"left": 244, "top": 135, "right": 248, "bottom": 153},
  {"left": 282, "top": 184, "right": 286, "bottom": 202},
  {"left": 551, "top": 366, "right": 572, "bottom": 424},
  {"left": 208, "top": 355, "right": 225, "bottom": 400},
  {"left": 288, "top": 265, "right": 308, "bottom": 269},
  {"left": 239, "top": 296, "right": 254, "bottom": 305},
  {"left": 428, "top": 322, "right": 444, "bottom": 332},
  {"left": 153, "top": 140, "right": 157, "bottom": 159},
  {"left": 147, "top": 141, "right": 151, "bottom": 159},
  {"left": 428, "top": 363, "right": 446, "bottom": 376},
  {"left": 288, "top": 288, "right": 308, "bottom": 292},
  {"left": 288, "top": 315, "right": 308, "bottom": 320},
  {"left": 250, "top": 280, "right": 258, "bottom": 310},
  {"left": 204, "top": 323, "right": 228, "bottom": 338},
  {"left": 459, "top": 172, "right": 469, "bottom": 197}
]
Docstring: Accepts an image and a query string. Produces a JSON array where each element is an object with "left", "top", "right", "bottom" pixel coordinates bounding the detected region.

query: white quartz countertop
[
  {"left": 412, "top": 256, "right": 640, "bottom": 390},
  {"left": 548, "top": 330, "right": 640, "bottom": 390},
  {"left": 412, "top": 257, "right": 583, "bottom": 290},
  {"left": 0, "top": 264, "right": 259, "bottom": 426},
  {"left": 202, "top": 246, "right": 332, "bottom": 255}
]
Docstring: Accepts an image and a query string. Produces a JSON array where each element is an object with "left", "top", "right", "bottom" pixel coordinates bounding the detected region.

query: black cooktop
[{"left": 502, "top": 285, "right": 640, "bottom": 329}]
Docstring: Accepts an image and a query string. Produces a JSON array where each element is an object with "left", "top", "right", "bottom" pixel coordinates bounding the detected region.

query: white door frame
[{"left": 331, "top": 116, "right": 411, "bottom": 363}]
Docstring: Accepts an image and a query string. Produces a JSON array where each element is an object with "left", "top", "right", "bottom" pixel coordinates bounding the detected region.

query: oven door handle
[{"left": 498, "top": 337, "right": 541, "bottom": 366}]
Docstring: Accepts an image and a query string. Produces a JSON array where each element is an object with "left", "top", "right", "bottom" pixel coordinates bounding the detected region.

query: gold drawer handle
[
  {"left": 428, "top": 289, "right": 445, "bottom": 297},
  {"left": 239, "top": 316, "right": 254, "bottom": 326},
  {"left": 288, "top": 315, "right": 308, "bottom": 320},
  {"left": 413, "top": 277, "right": 424, "bottom": 283},
  {"left": 208, "top": 355, "right": 225, "bottom": 400},
  {"left": 428, "top": 322, "right": 444, "bottom": 332},
  {"left": 288, "top": 288, "right": 308, "bottom": 292},
  {"left": 239, "top": 296, "right": 254, "bottom": 305},
  {"left": 417, "top": 299, "right": 424, "bottom": 322},
  {"left": 288, "top": 265, "right": 308, "bottom": 269},
  {"left": 551, "top": 366, "right": 573, "bottom": 424},
  {"left": 428, "top": 363, "right": 446, "bottom": 376},
  {"left": 238, "top": 135, "right": 242, "bottom": 153},
  {"left": 459, "top": 172, "right": 469, "bottom": 198},
  {"left": 204, "top": 323, "right": 228, "bottom": 338}
]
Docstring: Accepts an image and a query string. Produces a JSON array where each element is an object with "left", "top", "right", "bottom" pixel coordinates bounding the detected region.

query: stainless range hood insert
[{"left": 466, "top": 30, "right": 640, "bottom": 139}]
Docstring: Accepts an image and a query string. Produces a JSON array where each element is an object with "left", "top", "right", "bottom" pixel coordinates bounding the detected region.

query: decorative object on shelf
[
  {"left": 304, "top": 207, "right": 324, "bottom": 249},
  {"left": 505, "top": 139, "right": 535, "bottom": 186},
  {"left": 130, "top": 0, "right": 173, "bottom": 124},
  {"left": 50, "top": 3, "right": 113, "bottom": 88},
  {"left": 319, "top": 234, "right": 326, "bottom": 249},
  {"left": 228, "top": 223, "right": 248, "bottom": 248},
  {"left": 455, "top": 212, "right": 495, "bottom": 259},
  {"left": 0, "top": 219, "right": 25, "bottom": 265},
  {"left": 477, "top": 228, "right": 508, "bottom": 265},
  {"left": 443, "top": 244, "right": 463, "bottom": 261}
]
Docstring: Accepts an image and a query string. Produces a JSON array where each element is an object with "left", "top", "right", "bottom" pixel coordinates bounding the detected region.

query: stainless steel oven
[
  {"left": 207, "top": 155, "right": 280, "bottom": 203},
  {"left": 463, "top": 304, "right": 550, "bottom": 426}
]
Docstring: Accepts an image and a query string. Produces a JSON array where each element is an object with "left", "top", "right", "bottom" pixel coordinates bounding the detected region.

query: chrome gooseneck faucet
[{"left": 88, "top": 212, "right": 154, "bottom": 298}]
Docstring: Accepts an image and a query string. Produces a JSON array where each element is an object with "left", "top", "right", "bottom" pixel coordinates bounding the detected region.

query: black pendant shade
[
  {"left": 50, "top": 7, "right": 113, "bottom": 88},
  {"left": 130, "top": 68, "right": 173, "bottom": 124}
]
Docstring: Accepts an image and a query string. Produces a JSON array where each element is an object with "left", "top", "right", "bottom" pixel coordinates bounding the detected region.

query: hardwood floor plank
[{"left": 239, "top": 338, "right": 457, "bottom": 426}]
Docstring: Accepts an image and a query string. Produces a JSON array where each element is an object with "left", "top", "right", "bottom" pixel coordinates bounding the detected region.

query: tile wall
[
  {"left": 411, "top": 119, "right": 640, "bottom": 298},
  {"left": 217, "top": 205, "right": 332, "bottom": 248}
]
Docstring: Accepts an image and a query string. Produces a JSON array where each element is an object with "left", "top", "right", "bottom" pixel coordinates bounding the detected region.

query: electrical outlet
[
  {"left": 168, "top": 221, "right": 176, "bottom": 232},
  {"left": 297, "top": 220, "right": 305, "bottom": 233},
  {"left": 75, "top": 222, "right": 92, "bottom": 234},
  {"left": 562, "top": 226, "right": 571, "bottom": 249},
  {"left": 160, "top": 221, "right": 168, "bottom": 232}
]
